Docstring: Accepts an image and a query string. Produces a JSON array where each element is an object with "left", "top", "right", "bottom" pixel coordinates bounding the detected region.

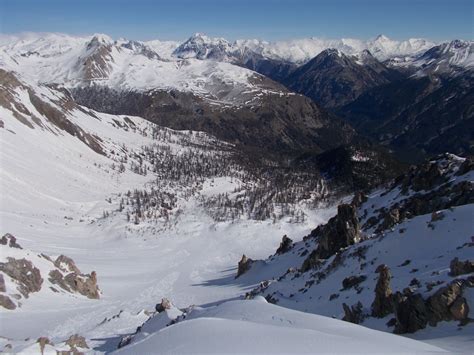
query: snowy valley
[{"left": 0, "top": 29, "right": 472, "bottom": 354}]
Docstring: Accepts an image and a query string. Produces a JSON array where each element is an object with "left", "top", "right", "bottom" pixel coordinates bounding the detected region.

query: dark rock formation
[
  {"left": 36, "top": 337, "right": 52, "bottom": 355},
  {"left": 0, "top": 274, "right": 5, "bottom": 292},
  {"left": 0, "top": 294, "right": 16, "bottom": 310},
  {"left": 427, "top": 278, "right": 471, "bottom": 325},
  {"left": 391, "top": 290, "right": 429, "bottom": 334},
  {"left": 302, "top": 204, "right": 360, "bottom": 271},
  {"left": 342, "top": 301, "right": 365, "bottom": 324},
  {"left": 236, "top": 254, "right": 253, "bottom": 278},
  {"left": 449, "top": 257, "right": 474, "bottom": 276},
  {"left": 155, "top": 298, "right": 172, "bottom": 313},
  {"left": 342, "top": 275, "right": 367, "bottom": 290},
  {"left": 0, "top": 257, "right": 43, "bottom": 298},
  {"left": 371, "top": 264, "right": 393, "bottom": 318},
  {"left": 0, "top": 233, "right": 22, "bottom": 249},
  {"left": 351, "top": 192, "right": 368, "bottom": 207},
  {"left": 276, "top": 235, "right": 293, "bottom": 254}
]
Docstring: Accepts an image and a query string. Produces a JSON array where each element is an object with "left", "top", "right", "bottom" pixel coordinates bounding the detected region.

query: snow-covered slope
[
  {"left": 240, "top": 154, "right": 474, "bottom": 352},
  {"left": 387, "top": 40, "right": 474, "bottom": 76},
  {"left": 235, "top": 34, "right": 436, "bottom": 63},
  {"left": 114, "top": 297, "right": 445, "bottom": 354},
  {"left": 0, "top": 33, "right": 277, "bottom": 106}
]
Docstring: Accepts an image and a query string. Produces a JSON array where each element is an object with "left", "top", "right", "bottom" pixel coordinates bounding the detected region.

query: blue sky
[{"left": 0, "top": 0, "right": 472, "bottom": 41}]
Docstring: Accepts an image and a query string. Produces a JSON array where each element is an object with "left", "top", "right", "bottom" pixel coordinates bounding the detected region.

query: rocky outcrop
[
  {"left": 449, "top": 257, "right": 474, "bottom": 276},
  {"left": 371, "top": 264, "right": 393, "bottom": 318},
  {"left": 54, "top": 255, "right": 81, "bottom": 274},
  {"left": 0, "top": 257, "right": 43, "bottom": 298},
  {"left": 0, "top": 233, "right": 22, "bottom": 249},
  {"left": 48, "top": 255, "right": 100, "bottom": 299},
  {"left": 276, "top": 235, "right": 293, "bottom": 255},
  {"left": 37, "top": 337, "right": 52, "bottom": 355},
  {"left": 0, "top": 294, "right": 16, "bottom": 310},
  {"left": 65, "top": 334, "right": 89, "bottom": 352},
  {"left": 342, "top": 301, "right": 365, "bottom": 324},
  {"left": 302, "top": 204, "right": 360, "bottom": 270},
  {"left": 236, "top": 255, "right": 253, "bottom": 278},
  {"left": 427, "top": 278, "right": 471, "bottom": 325},
  {"left": 155, "top": 298, "right": 172, "bottom": 313},
  {"left": 342, "top": 275, "right": 367, "bottom": 290},
  {"left": 391, "top": 289, "right": 429, "bottom": 333}
]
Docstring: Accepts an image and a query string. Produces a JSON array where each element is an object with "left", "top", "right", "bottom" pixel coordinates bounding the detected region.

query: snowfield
[{"left": 115, "top": 297, "right": 446, "bottom": 354}]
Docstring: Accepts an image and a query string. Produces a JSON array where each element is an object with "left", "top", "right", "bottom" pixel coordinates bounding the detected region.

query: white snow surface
[{"left": 115, "top": 297, "right": 446, "bottom": 354}]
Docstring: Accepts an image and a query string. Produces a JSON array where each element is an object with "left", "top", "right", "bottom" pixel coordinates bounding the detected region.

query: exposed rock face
[
  {"left": 377, "top": 208, "right": 400, "bottom": 232},
  {"left": 0, "top": 294, "right": 16, "bottom": 310},
  {"left": 449, "top": 257, "right": 474, "bottom": 276},
  {"left": 276, "top": 235, "right": 293, "bottom": 254},
  {"left": 0, "top": 257, "right": 43, "bottom": 298},
  {"left": 0, "top": 274, "right": 5, "bottom": 292},
  {"left": 64, "top": 271, "right": 100, "bottom": 299},
  {"left": 65, "top": 334, "right": 89, "bottom": 351},
  {"left": 351, "top": 192, "right": 368, "bottom": 208},
  {"left": 48, "top": 255, "right": 100, "bottom": 299},
  {"left": 54, "top": 255, "right": 81, "bottom": 274},
  {"left": 0, "top": 233, "right": 22, "bottom": 249},
  {"left": 36, "top": 337, "right": 52, "bottom": 355},
  {"left": 342, "top": 275, "right": 367, "bottom": 290},
  {"left": 302, "top": 204, "right": 360, "bottom": 270},
  {"left": 236, "top": 254, "right": 253, "bottom": 278},
  {"left": 155, "top": 298, "right": 172, "bottom": 313},
  {"left": 427, "top": 278, "right": 470, "bottom": 325},
  {"left": 371, "top": 264, "right": 393, "bottom": 318},
  {"left": 342, "top": 301, "right": 365, "bottom": 324},
  {"left": 391, "top": 290, "right": 429, "bottom": 334}
]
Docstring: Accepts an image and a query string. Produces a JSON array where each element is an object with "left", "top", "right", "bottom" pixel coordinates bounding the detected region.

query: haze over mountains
[{"left": 0, "top": 30, "right": 473, "bottom": 353}]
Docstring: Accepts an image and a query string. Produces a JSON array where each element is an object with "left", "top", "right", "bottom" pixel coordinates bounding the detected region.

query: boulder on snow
[
  {"left": 0, "top": 233, "right": 22, "bottom": 249},
  {"left": 0, "top": 257, "right": 43, "bottom": 298},
  {"left": 427, "top": 278, "right": 471, "bottom": 325},
  {"left": 36, "top": 337, "right": 52, "bottom": 355},
  {"left": 449, "top": 257, "right": 474, "bottom": 277},
  {"left": 342, "top": 275, "right": 367, "bottom": 290},
  {"left": 0, "top": 294, "right": 16, "bottom": 310},
  {"left": 65, "top": 334, "right": 89, "bottom": 351},
  {"left": 236, "top": 254, "right": 253, "bottom": 278},
  {"left": 276, "top": 235, "right": 293, "bottom": 254},
  {"left": 371, "top": 264, "right": 393, "bottom": 318},
  {"left": 342, "top": 301, "right": 365, "bottom": 324},
  {"left": 155, "top": 298, "right": 172, "bottom": 313}
]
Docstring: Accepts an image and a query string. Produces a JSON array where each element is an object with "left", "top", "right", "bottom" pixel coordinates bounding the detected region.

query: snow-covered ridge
[{"left": 237, "top": 154, "right": 474, "bottom": 352}]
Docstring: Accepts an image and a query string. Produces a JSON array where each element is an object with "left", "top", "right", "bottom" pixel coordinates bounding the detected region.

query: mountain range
[{"left": 0, "top": 31, "right": 473, "bottom": 353}]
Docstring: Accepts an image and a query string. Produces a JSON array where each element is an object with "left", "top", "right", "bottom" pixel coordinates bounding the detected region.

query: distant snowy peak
[
  {"left": 387, "top": 39, "right": 474, "bottom": 75},
  {"left": 234, "top": 34, "right": 436, "bottom": 63},
  {"left": 171, "top": 33, "right": 436, "bottom": 63},
  {"left": 172, "top": 33, "right": 233, "bottom": 60}
]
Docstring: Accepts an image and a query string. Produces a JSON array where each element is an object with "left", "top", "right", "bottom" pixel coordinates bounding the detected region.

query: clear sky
[{"left": 0, "top": 0, "right": 472, "bottom": 41}]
